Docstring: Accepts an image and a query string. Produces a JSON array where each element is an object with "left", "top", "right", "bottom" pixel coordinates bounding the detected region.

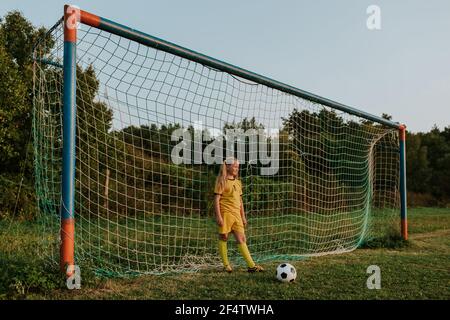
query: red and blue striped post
[
  {"left": 60, "top": 5, "right": 78, "bottom": 275},
  {"left": 399, "top": 125, "right": 408, "bottom": 240},
  {"left": 60, "top": 5, "right": 101, "bottom": 277}
]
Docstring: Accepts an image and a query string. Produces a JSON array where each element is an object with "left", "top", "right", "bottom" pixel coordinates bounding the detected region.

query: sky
[{"left": 1, "top": 0, "right": 449, "bottom": 133}]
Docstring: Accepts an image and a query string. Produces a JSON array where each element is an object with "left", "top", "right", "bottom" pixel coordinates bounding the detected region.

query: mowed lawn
[{"left": 0, "top": 207, "right": 449, "bottom": 300}]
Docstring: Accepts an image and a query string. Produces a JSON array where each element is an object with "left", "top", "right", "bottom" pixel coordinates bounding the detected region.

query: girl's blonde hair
[{"left": 215, "top": 157, "right": 238, "bottom": 194}]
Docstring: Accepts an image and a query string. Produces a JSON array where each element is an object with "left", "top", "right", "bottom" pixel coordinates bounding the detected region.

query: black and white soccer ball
[{"left": 276, "top": 263, "right": 297, "bottom": 283}]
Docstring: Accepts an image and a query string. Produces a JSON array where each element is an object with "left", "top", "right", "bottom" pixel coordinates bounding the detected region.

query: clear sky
[{"left": 1, "top": 0, "right": 449, "bottom": 133}]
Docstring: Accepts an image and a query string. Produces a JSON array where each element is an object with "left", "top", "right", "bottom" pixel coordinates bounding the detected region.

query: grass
[
  {"left": 30, "top": 207, "right": 401, "bottom": 275},
  {"left": 0, "top": 207, "right": 449, "bottom": 299}
]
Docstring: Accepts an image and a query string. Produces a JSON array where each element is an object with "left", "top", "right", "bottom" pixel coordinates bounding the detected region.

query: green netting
[{"left": 32, "top": 18, "right": 400, "bottom": 276}]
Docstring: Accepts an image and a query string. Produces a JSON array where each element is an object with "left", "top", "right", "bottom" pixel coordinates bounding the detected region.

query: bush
[
  {"left": 408, "top": 191, "right": 450, "bottom": 208},
  {"left": 0, "top": 253, "right": 63, "bottom": 299},
  {"left": 0, "top": 175, "right": 37, "bottom": 220},
  {"left": 359, "top": 232, "right": 409, "bottom": 249}
]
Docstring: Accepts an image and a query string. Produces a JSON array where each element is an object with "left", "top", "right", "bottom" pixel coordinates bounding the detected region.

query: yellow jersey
[{"left": 214, "top": 178, "right": 243, "bottom": 218}]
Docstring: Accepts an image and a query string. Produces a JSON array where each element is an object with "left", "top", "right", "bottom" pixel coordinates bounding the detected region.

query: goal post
[
  {"left": 399, "top": 125, "right": 408, "bottom": 240},
  {"left": 60, "top": 5, "right": 77, "bottom": 274},
  {"left": 33, "top": 4, "right": 407, "bottom": 277}
]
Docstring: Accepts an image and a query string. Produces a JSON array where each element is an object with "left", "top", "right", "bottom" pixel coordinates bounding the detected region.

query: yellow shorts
[{"left": 218, "top": 212, "right": 245, "bottom": 235}]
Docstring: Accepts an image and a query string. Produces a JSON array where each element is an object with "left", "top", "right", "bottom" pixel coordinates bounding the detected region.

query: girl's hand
[
  {"left": 216, "top": 216, "right": 224, "bottom": 227},
  {"left": 242, "top": 217, "right": 247, "bottom": 227}
]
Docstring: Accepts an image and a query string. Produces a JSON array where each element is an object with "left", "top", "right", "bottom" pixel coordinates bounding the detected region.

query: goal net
[{"left": 33, "top": 12, "right": 401, "bottom": 276}]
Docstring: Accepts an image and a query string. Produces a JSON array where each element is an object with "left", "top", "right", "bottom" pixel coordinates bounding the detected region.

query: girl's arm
[
  {"left": 214, "top": 194, "right": 223, "bottom": 226},
  {"left": 240, "top": 198, "right": 247, "bottom": 226}
]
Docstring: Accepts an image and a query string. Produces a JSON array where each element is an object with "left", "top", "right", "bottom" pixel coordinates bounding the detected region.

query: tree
[
  {"left": 406, "top": 132, "right": 431, "bottom": 193},
  {"left": 223, "top": 116, "right": 264, "bottom": 132},
  {"left": 0, "top": 41, "right": 28, "bottom": 171},
  {"left": 0, "top": 11, "right": 51, "bottom": 177},
  {"left": 421, "top": 126, "right": 450, "bottom": 200},
  {"left": 0, "top": 11, "right": 51, "bottom": 218}
]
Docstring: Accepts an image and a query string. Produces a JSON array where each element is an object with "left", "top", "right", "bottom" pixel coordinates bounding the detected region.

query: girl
[{"left": 214, "top": 157, "right": 264, "bottom": 273}]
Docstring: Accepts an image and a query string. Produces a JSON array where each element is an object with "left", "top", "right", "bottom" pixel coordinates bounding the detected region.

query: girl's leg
[
  {"left": 218, "top": 233, "right": 232, "bottom": 272},
  {"left": 233, "top": 232, "right": 264, "bottom": 272}
]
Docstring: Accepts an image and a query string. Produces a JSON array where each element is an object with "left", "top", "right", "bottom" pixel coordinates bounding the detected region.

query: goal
[{"left": 33, "top": 5, "right": 407, "bottom": 276}]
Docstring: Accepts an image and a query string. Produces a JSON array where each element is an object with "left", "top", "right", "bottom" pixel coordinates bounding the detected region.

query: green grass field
[{"left": 0, "top": 207, "right": 449, "bottom": 300}]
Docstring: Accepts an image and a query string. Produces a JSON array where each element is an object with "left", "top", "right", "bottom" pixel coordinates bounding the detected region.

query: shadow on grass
[{"left": 359, "top": 233, "right": 409, "bottom": 249}]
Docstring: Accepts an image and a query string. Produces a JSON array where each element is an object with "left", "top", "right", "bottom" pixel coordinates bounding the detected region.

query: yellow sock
[
  {"left": 238, "top": 243, "right": 255, "bottom": 268},
  {"left": 218, "top": 240, "right": 230, "bottom": 267}
]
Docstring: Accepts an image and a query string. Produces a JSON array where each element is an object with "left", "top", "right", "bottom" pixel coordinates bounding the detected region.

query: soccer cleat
[
  {"left": 223, "top": 265, "right": 233, "bottom": 273},
  {"left": 247, "top": 265, "right": 264, "bottom": 273}
]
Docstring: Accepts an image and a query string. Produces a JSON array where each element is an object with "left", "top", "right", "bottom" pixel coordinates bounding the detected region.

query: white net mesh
[{"left": 33, "top": 18, "right": 400, "bottom": 275}]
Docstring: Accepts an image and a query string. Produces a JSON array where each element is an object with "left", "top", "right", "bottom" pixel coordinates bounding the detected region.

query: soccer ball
[{"left": 276, "top": 263, "right": 297, "bottom": 283}]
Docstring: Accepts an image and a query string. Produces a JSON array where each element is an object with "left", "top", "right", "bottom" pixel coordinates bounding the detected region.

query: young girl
[{"left": 214, "top": 157, "right": 264, "bottom": 273}]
